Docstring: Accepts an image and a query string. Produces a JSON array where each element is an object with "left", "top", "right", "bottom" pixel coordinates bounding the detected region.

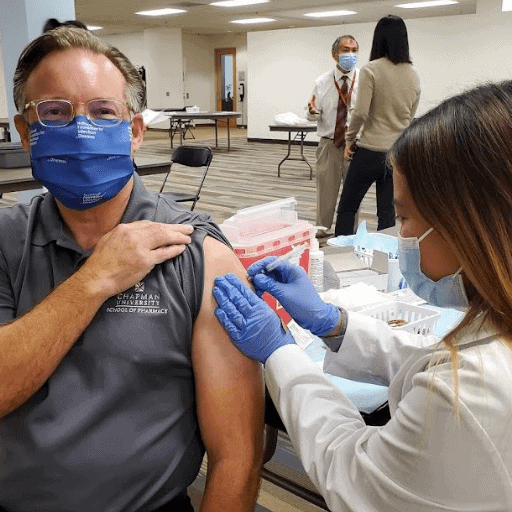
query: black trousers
[
  {"left": 334, "top": 146, "right": 395, "bottom": 236},
  {"left": 0, "top": 493, "right": 194, "bottom": 512}
]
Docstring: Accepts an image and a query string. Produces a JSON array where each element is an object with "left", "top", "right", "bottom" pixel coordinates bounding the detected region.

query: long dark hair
[
  {"left": 389, "top": 80, "right": 512, "bottom": 371},
  {"left": 370, "top": 15, "right": 412, "bottom": 64}
]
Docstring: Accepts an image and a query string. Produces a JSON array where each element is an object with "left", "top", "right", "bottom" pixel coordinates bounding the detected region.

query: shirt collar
[
  {"left": 31, "top": 172, "right": 152, "bottom": 250},
  {"left": 334, "top": 66, "right": 355, "bottom": 82}
]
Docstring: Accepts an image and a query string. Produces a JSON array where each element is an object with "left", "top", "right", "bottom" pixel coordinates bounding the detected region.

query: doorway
[{"left": 215, "top": 47, "right": 237, "bottom": 128}]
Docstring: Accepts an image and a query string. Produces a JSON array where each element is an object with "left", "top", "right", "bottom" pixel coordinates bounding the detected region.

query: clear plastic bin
[{"left": 220, "top": 198, "right": 315, "bottom": 323}]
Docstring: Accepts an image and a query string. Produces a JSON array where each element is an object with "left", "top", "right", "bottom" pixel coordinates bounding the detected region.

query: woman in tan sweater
[{"left": 335, "top": 15, "right": 420, "bottom": 236}]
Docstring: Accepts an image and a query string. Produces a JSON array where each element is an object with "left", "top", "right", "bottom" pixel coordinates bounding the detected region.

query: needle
[{"left": 248, "top": 244, "right": 307, "bottom": 282}]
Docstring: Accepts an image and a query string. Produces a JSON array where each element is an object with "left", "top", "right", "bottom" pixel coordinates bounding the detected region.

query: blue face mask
[
  {"left": 30, "top": 116, "right": 134, "bottom": 210},
  {"left": 398, "top": 227, "right": 469, "bottom": 310},
  {"left": 338, "top": 52, "right": 358, "bottom": 72}
]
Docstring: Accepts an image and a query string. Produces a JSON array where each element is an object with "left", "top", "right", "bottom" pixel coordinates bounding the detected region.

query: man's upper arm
[{"left": 191, "top": 236, "right": 264, "bottom": 465}]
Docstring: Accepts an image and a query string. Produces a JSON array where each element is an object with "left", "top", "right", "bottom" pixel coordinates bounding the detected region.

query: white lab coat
[{"left": 265, "top": 312, "right": 512, "bottom": 511}]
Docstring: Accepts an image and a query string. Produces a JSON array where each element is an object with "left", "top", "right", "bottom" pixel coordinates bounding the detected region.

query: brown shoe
[{"left": 316, "top": 230, "right": 333, "bottom": 239}]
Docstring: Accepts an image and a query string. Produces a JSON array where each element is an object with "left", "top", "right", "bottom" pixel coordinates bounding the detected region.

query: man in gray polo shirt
[{"left": 0, "top": 26, "right": 264, "bottom": 512}]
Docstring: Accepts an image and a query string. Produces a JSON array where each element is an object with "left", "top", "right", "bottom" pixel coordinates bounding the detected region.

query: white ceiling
[{"left": 75, "top": 0, "right": 476, "bottom": 36}]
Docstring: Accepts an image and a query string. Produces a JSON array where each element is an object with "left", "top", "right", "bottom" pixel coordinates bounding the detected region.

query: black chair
[{"left": 159, "top": 145, "right": 212, "bottom": 211}]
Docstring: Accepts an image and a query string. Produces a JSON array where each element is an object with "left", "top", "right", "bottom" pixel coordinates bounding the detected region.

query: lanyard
[{"left": 333, "top": 70, "right": 356, "bottom": 107}]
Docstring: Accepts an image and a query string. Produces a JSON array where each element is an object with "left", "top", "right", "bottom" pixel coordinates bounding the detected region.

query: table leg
[
  {"left": 299, "top": 131, "right": 313, "bottom": 180},
  {"left": 277, "top": 131, "right": 292, "bottom": 177},
  {"left": 227, "top": 118, "right": 231, "bottom": 151},
  {"left": 214, "top": 120, "right": 218, "bottom": 147},
  {"left": 276, "top": 130, "right": 313, "bottom": 179}
]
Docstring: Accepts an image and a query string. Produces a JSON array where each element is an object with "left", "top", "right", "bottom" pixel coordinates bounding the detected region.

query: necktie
[{"left": 333, "top": 76, "right": 348, "bottom": 149}]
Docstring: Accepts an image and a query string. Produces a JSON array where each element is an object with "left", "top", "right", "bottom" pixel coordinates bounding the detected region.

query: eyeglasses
[{"left": 23, "top": 98, "right": 131, "bottom": 128}]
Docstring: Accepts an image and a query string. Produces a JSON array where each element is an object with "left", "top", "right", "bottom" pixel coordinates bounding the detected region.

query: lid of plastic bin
[{"left": 223, "top": 197, "right": 297, "bottom": 225}]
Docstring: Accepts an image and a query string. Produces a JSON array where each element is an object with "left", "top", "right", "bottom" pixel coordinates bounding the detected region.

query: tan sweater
[{"left": 345, "top": 57, "right": 420, "bottom": 152}]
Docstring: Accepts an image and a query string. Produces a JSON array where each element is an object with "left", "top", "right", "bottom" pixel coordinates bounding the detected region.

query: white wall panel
[{"left": 247, "top": 0, "right": 512, "bottom": 140}]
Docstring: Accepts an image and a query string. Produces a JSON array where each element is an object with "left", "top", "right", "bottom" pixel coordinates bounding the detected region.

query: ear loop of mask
[{"left": 420, "top": 227, "right": 464, "bottom": 279}]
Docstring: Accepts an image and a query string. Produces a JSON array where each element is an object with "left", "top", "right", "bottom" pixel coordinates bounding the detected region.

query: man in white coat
[{"left": 307, "top": 35, "right": 360, "bottom": 239}]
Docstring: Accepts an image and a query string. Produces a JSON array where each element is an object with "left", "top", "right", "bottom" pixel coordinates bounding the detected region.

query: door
[{"left": 215, "top": 47, "right": 237, "bottom": 128}]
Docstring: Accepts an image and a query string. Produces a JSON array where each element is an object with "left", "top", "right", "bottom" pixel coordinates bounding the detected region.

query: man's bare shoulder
[{"left": 202, "top": 235, "right": 247, "bottom": 280}]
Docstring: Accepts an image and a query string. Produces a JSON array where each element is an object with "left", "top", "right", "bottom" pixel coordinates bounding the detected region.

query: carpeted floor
[{"left": 138, "top": 126, "right": 378, "bottom": 231}]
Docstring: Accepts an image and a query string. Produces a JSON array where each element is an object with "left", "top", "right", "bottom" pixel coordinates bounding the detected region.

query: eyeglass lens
[{"left": 36, "top": 99, "right": 126, "bottom": 127}]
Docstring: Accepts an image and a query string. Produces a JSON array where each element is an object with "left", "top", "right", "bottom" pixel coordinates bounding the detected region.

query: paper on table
[
  {"left": 141, "top": 109, "right": 173, "bottom": 126},
  {"left": 273, "top": 112, "right": 311, "bottom": 126}
]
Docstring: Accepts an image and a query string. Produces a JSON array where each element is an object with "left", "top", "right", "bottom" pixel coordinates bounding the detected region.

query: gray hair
[
  {"left": 13, "top": 26, "right": 147, "bottom": 113},
  {"left": 331, "top": 35, "right": 359, "bottom": 55}
]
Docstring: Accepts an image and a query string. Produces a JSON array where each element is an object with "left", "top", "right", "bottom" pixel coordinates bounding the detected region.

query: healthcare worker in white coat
[{"left": 213, "top": 80, "right": 512, "bottom": 512}]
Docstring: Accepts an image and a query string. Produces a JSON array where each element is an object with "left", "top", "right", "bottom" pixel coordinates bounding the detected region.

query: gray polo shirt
[{"left": 0, "top": 173, "right": 230, "bottom": 512}]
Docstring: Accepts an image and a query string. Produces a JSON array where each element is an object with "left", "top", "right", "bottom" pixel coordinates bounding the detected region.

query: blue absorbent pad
[
  {"left": 305, "top": 305, "right": 464, "bottom": 414},
  {"left": 305, "top": 339, "right": 388, "bottom": 414}
]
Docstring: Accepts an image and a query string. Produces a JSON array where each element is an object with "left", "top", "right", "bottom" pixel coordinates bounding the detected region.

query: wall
[
  {"left": 102, "top": 27, "right": 183, "bottom": 110},
  {"left": 182, "top": 32, "right": 247, "bottom": 126},
  {"left": 247, "top": 0, "right": 512, "bottom": 140},
  {"left": 0, "top": 42, "right": 7, "bottom": 117},
  {"left": 100, "top": 31, "right": 147, "bottom": 78},
  {"left": 102, "top": 28, "right": 183, "bottom": 129},
  {"left": 208, "top": 32, "right": 247, "bottom": 126},
  {"left": 102, "top": 30, "right": 247, "bottom": 126},
  {"left": 182, "top": 33, "right": 215, "bottom": 113}
]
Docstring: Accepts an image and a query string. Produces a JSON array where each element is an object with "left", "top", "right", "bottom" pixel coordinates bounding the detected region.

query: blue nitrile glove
[
  {"left": 213, "top": 273, "right": 295, "bottom": 364},
  {"left": 247, "top": 256, "right": 340, "bottom": 337}
]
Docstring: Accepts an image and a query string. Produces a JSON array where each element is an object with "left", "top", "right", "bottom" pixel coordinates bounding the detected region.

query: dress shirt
[{"left": 307, "top": 67, "right": 359, "bottom": 139}]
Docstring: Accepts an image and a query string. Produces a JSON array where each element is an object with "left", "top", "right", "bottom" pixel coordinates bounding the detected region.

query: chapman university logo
[{"left": 106, "top": 281, "right": 169, "bottom": 315}]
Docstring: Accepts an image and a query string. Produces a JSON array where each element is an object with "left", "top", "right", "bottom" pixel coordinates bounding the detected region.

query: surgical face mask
[
  {"left": 398, "top": 227, "right": 469, "bottom": 310},
  {"left": 29, "top": 116, "right": 134, "bottom": 210},
  {"left": 338, "top": 52, "right": 358, "bottom": 72}
]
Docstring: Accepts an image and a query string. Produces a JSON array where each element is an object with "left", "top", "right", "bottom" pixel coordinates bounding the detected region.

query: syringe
[{"left": 248, "top": 243, "right": 307, "bottom": 282}]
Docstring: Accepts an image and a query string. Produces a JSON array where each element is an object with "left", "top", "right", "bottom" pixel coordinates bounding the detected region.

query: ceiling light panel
[
  {"left": 396, "top": 0, "right": 457, "bottom": 7},
  {"left": 135, "top": 8, "right": 187, "bottom": 16},
  {"left": 86, "top": 25, "right": 103, "bottom": 30},
  {"left": 304, "top": 10, "right": 357, "bottom": 17},
  {"left": 210, "top": 0, "right": 269, "bottom": 6},
  {"left": 230, "top": 17, "right": 276, "bottom": 23}
]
